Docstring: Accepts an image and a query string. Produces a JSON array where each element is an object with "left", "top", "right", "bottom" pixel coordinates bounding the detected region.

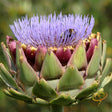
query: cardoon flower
[{"left": 0, "top": 13, "right": 112, "bottom": 112}]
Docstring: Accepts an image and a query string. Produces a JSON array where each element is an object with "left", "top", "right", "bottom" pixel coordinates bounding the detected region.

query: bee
[{"left": 60, "top": 29, "right": 76, "bottom": 43}]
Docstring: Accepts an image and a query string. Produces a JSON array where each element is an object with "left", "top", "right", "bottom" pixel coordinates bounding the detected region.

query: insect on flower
[{"left": 60, "top": 29, "right": 76, "bottom": 45}]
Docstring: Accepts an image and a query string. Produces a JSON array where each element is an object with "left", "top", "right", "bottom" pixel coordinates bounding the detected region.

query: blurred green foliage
[{"left": 0, "top": 0, "right": 112, "bottom": 112}]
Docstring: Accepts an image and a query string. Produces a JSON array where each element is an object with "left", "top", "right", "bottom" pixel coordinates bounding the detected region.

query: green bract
[{"left": 0, "top": 33, "right": 112, "bottom": 112}]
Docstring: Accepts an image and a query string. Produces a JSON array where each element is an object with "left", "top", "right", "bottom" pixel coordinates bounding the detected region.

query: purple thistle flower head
[{"left": 10, "top": 13, "right": 94, "bottom": 48}]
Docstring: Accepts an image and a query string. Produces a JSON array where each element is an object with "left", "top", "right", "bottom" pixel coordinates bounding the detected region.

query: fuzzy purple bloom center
[{"left": 10, "top": 13, "right": 94, "bottom": 47}]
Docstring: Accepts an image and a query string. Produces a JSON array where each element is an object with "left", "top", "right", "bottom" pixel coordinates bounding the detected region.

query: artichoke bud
[{"left": 0, "top": 13, "right": 112, "bottom": 109}]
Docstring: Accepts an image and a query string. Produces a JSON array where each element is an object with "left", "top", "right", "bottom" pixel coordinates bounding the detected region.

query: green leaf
[
  {"left": 32, "top": 78, "right": 58, "bottom": 101},
  {"left": 16, "top": 42, "right": 27, "bottom": 70},
  {"left": 19, "top": 56, "right": 38, "bottom": 86},
  {"left": 4, "top": 88, "right": 32, "bottom": 103},
  {"left": 99, "top": 58, "right": 112, "bottom": 86},
  {"left": 16, "top": 43, "right": 37, "bottom": 86},
  {"left": 86, "top": 41, "right": 101, "bottom": 78},
  {"left": 101, "top": 40, "right": 107, "bottom": 69},
  {"left": 76, "top": 81, "right": 98, "bottom": 100},
  {"left": 67, "top": 40, "right": 87, "bottom": 69},
  {"left": 58, "top": 66, "right": 84, "bottom": 91},
  {"left": 3, "top": 89, "right": 13, "bottom": 97},
  {"left": 15, "top": 40, "right": 38, "bottom": 86},
  {"left": 100, "top": 73, "right": 112, "bottom": 88},
  {"left": 98, "top": 34, "right": 102, "bottom": 59},
  {"left": 50, "top": 94, "right": 74, "bottom": 105},
  {"left": 59, "top": 89, "right": 80, "bottom": 98},
  {"left": 40, "top": 50, "right": 64, "bottom": 80},
  {"left": 0, "top": 63, "right": 18, "bottom": 89},
  {"left": 1, "top": 42, "right": 16, "bottom": 72},
  {"left": 103, "top": 73, "right": 112, "bottom": 96},
  {"left": 33, "top": 98, "right": 49, "bottom": 105},
  {"left": 82, "top": 78, "right": 95, "bottom": 89},
  {"left": 47, "top": 79, "right": 59, "bottom": 90}
]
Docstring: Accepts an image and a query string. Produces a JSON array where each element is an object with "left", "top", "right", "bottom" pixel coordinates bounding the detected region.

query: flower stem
[{"left": 51, "top": 105, "right": 64, "bottom": 112}]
